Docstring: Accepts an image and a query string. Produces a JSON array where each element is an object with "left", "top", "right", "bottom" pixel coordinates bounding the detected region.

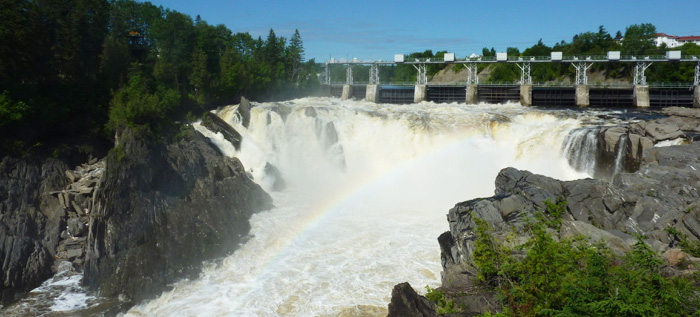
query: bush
[
  {"left": 425, "top": 286, "right": 457, "bottom": 314},
  {"left": 472, "top": 202, "right": 700, "bottom": 316}
]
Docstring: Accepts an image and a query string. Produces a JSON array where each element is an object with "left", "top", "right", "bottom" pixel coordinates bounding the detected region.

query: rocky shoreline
[
  {"left": 1, "top": 103, "right": 272, "bottom": 311},
  {"left": 389, "top": 107, "right": 700, "bottom": 316}
]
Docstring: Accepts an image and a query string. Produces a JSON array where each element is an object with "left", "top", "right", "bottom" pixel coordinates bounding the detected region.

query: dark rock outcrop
[
  {"left": 264, "top": 162, "right": 286, "bottom": 191},
  {"left": 0, "top": 158, "right": 68, "bottom": 305},
  {"left": 238, "top": 97, "right": 252, "bottom": 128},
  {"left": 83, "top": 127, "right": 272, "bottom": 304},
  {"left": 201, "top": 112, "right": 242, "bottom": 150},
  {"left": 387, "top": 282, "right": 437, "bottom": 317}
]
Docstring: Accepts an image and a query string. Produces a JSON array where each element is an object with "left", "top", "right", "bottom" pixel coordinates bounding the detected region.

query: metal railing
[
  {"left": 328, "top": 81, "right": 695, "bottom": 88},
  {"left": 326, "top": 55, "right": 700, "bottom": 64}
]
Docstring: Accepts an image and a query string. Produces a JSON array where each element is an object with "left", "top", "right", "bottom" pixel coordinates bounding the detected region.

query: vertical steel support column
[
  {"left": 323, "top": 62, "right": 331, "bottom": 85},
  {"left": 369, "top": 64, "right": 379, "bottom": 84},
  {"left": 517, "top": 62, "right": 531, "bottom": 85},
  {"left": 634, "top": 62, "right": 653, "bottom": 86},
  {"left": 413, "top": 64, "right": 427, "bottom": 84},
  {"left": 464, "top": 63, "right": 478, "bottom": 85},
  {"left": 345, "top": 65, "right": 353, "bottom": 85},
  {"left": 573, "top": 62, "right": 593, "bottom": 85}
]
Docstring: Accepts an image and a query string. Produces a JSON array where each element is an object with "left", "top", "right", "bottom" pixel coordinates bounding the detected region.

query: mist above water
[{"left": 127, "top": 98, "right": 589, "bottom": 316}]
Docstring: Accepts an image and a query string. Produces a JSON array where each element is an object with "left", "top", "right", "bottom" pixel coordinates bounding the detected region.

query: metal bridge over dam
[{"left": 320, "top": 51, "right": 700, "bottom": 108}]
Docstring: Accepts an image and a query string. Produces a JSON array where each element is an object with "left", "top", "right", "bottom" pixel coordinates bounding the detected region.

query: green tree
[
  {"left": 506, "top": 47, "right": 520, "bottom": 56},
  {"left": 286, "top": 29, "right": 305, "bottom": 84},
  {"left": 623, "top": 23, "right": 657, "bottom": 55},
  {"left": 189, "top": 47, "right": 210, "bottom": 104},
  {"left": 107, "top": 72, "right": 180, "bottom": 135},
  {"left": 151, "top": 10, "right": 195, "bottom": 89}
]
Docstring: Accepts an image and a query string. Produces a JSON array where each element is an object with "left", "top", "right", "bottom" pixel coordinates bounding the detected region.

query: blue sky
[{"left": 146, "top": 0, "right": 700, "bottom": 62}]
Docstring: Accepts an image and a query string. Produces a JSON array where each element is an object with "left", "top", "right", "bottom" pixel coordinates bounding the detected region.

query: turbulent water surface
[
  {"left": 127, "top": 98, "right": 591, "bottom": 316},
  {"left": 7, "top": 98, "right": 627, "bottom": 316}
]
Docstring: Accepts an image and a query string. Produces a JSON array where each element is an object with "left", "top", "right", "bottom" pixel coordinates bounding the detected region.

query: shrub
[
  {"left": 425, "top": 286, "right": 457, "bottom": 314},
  {"left": 472, "top": 202, "right": 700, "bottom": 316}
]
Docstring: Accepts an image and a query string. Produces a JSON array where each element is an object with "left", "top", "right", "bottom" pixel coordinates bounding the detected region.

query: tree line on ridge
[{"left": 0, "top": 0, "right": 319, "bottom": 158}]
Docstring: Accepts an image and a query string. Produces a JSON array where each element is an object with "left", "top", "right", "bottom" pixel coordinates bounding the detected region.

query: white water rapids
[
  {"left": 124, "top": 98, "right": 589, "bottom": 316},
  {"left": 3, "top": 97, "right": 603, "bottom": 316}
]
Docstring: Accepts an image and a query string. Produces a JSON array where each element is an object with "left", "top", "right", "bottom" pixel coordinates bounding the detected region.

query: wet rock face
[
  {"left": 572, "top": 107, "right": 700, "bottom": 180},
  {"left": 0, "top": 157, "right": 68, "bottom": 305},
  {"left": 83, "top": 127, "right": 273, "bottom": 304}
]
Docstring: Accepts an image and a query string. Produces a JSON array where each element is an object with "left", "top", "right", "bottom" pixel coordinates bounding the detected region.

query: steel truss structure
[
  {"left": 346, "top": 65, "right": 353, "bottom": 85},
  {"left": 634, "top": 62, "right": 653, "bottom": 86},
  {"left": 572, "top": 62, "right": 593, "bottom": 85},
  {"left": 413, "top": 64, "right": 427, "bottom": 84},
  {"left": 517, "top": 62, "right": 531, "bottom": 85},
  {"left": 464, "top": 63, "right": 478, "bottom": 85},
  {"left": 369, "top": 64, "right": 379, "bottom": 84}
]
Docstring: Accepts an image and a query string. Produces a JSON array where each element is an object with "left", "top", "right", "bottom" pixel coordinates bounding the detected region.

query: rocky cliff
[
  {"left": 82, "top": 126, "right": 272, "bottom": 304},
  {"left": 0, "top": 158, "right": 68, "bottom": 305},
  {"left": 1, "top": 102, "right": 272, "bottom": 311}
]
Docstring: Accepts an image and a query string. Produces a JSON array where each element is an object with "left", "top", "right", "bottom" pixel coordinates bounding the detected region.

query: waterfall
[
  {"left": 9, "top": 98, "right": 601, "bottom": 316},
  {"left": 612, "top": 134, "right": 628, "bottom": 177},
  {"left": 125, "top": 98, "right": 589, "bottom": 316},
  {"left": 561, "top": 127, "right": 600, "bottom": 177}
]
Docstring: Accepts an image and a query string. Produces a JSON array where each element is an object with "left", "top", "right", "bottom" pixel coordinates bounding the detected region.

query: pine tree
[{"left": 286, "top": 29, "right": 305, "bottom": 83}]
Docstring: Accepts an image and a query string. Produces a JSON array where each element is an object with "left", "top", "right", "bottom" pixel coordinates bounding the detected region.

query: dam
[{"left": 321, "top": 51, "right": 700, "bottom": 107}]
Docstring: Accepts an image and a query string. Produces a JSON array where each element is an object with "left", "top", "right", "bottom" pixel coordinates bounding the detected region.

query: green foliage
[
  {"left": 107, "top": 72, "right": 180, "bottom": 136},
  {"left": 538, "top": 199, "right": 567, "bottom": 230},
  {"left": 666, "top": 227, "right": 700, "bottom": 258},
  {"left": 0, "top": 0, "right": 318, "bottom": 154},
  {"left": 472, "top": 202, "right": 700, "bottom": 316},
  {"left": 474, "top": 23, "right": 696, "bottom": 83},
  {"left": 385, "top": 50, "right": 446, "bottom": 83},
  {"left": 425, "top": 286, "right": 457, "bottom": 314},
  {"left": 623, "top": 23, "right": 657, "bottom": 55},
  {"left": 473, "top": 217, "right": 512, "bottom": 285},
  {"left": 110, "top": 144, "right": 125, "bottom": 163},
  {"left": 0, "top": 91, "right": 28, "bottom": 126}
]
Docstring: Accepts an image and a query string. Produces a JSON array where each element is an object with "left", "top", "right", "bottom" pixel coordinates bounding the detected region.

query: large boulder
[
  {"left": 0, "top": 157, "right": 68, "bottom": 304},
  {"left": 83, "top": 127, "right": 272, "bottom": 304}
]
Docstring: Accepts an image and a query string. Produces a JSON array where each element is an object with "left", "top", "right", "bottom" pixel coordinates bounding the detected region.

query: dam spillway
[{"left": 326, "top": 83, "right": 697, "bottom": 108}]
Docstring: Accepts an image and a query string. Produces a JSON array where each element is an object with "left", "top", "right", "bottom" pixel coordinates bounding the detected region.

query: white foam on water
[
  {"left": 125, "top": 98, "right": 591, "bottom": 316},
  {"left": 3, "top": 261, "right": 97, "bottom": 315}
]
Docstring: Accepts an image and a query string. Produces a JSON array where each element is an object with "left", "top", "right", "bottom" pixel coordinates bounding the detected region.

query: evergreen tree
[{"left": 286, "top": 29, "right": 305, "bottom": 83}]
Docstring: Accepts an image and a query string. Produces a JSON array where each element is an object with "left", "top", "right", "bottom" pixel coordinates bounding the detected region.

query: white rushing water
[
  {"left": 124, "top": 98, "right": 589, "bottom": 316},
  {"left": 5, "top": 261, "right": 97, "bottom": 315}
]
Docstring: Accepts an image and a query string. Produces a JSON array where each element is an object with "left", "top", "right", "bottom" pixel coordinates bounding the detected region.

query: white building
[{"left": 654, "top": 33, "right": 700, "bottom": 48}]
